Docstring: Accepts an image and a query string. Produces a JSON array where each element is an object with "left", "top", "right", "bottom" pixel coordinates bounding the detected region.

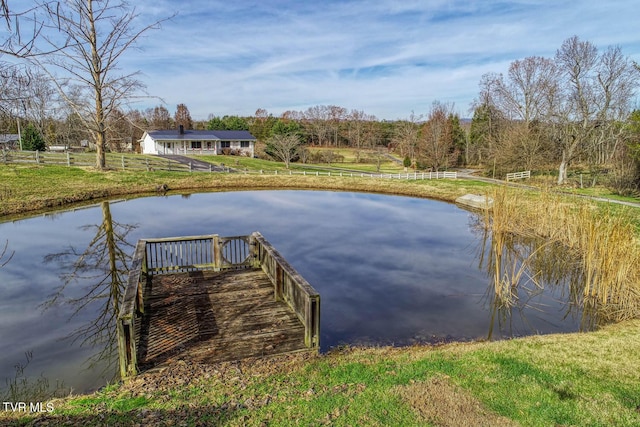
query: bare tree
[
  {"left": 493, "top": 56, "right": 559, "bottom": 125},
  {"left": 418, "top": 101, "right": 458, "bottom": 171},
  {"left": 327, "top": 105, "right": 346, "bottom": 147},
  {"left": 303, "top": 105, "right": 331, "bottom": 146},
  {"left": 345, "top": 109, "right": 376, "bottom": 162},
  {"left": 392, "top": 112, "right": 422, "bottom": 164},
  {"left": 1, "top": 2, "right": 57, "bottom": 57},
  {"left": 482, "top": 57, "right": 559, "bottom": 172},
  {"left": 10, "top": 1, "right": 171, "bottom": 169},
  {"left": 146, "top": 105, "right": 172, "bottom": 130},
  {"left": 174, "top": 103, "right": 193, "bottom": 130},
  {"left": 18, "top": 69, "right": 56, "bottom": 136},
  {"left": 553, "top": 36, "right": 638, "bottom": 184},
  {"left": 0, "top": 63, "right": 27, "bottom": 133},
  {"left": 266, "top": 133, "right": 301, "bottom": 168},
  {"left": 43, "top": 201, "right": 136, "bottom": 371}
]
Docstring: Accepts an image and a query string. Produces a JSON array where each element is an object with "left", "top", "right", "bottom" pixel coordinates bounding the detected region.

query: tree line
[
  {"left": 468, "top": 36, "right": 640, "bottom": 189},
  {"left": 1, "top": 2, "right": 638, "bottom": 193}
]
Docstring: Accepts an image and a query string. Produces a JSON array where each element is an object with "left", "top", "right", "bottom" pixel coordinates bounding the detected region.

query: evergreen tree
[{"left": 22, "top": 124, "right": 46, "bottom": 151}]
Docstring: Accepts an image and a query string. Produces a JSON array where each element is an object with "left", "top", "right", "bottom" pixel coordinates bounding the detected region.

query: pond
[{"left": 0, "top": 190, "right": 590, "bottom": 398}]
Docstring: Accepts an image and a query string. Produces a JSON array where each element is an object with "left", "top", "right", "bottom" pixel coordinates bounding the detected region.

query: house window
[
  {"left": 191, "top": 141, "right": 201, "bottom": 149},
  {"left": 220, "top": 141, "right": 230, "bottom": 148},
  {"left": 240, "top": 141, "right": 250, "bottom": 148}
]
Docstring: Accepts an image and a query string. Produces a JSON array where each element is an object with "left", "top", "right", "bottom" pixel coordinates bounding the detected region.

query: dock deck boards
[{"left": 136, "top": 268, "right": 308, "bottom": 370}]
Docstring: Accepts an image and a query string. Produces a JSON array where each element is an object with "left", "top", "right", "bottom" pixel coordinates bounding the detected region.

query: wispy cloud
[{"left": 127, "top": 0, "right": 640, "bottom": 119}]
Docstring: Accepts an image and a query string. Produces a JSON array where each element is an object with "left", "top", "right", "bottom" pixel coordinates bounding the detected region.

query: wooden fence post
[
  {"left": 35, "top": 151, "right": 40, "bottom": 164},
  {"left": 275, "top": 264, "right": 283, "bottom": 301},
  {"left": 213, "top": 235, "right": 221, "bottom": 270},
  {"left": 121, "top": 155, "right": 126, "bottom": 170}
]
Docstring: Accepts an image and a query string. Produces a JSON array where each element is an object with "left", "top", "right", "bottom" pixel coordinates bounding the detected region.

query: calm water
[{"left": 0, "top": 190, "right": 586, "bottom": 396}]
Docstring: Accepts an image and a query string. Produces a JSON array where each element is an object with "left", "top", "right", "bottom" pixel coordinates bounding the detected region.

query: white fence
[
  {"left": 505, "top": 170, "right": 531, "bottom": 181},
  {"left": 241, "top": 169, "right": 457, "bottom": 180},
  {"left": 1, "top": 150, "right": 459, "bottom": 180}
]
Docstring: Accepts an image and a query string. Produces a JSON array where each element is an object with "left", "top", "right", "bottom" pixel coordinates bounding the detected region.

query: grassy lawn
[
  {"left": 2, "top": 161, "right": 640, "bottom": 426},
  {"left": 2, "top": 320, "right": 639, "bottom": 426},
  {"left": 0, "top": 163, "right": 490, "bottom": 218},
  {"left": 566, "top": 186, "right": 640, "bottom": 203},
  {"left": 195, "top": 148, "right": 408, "bottom": 174}
]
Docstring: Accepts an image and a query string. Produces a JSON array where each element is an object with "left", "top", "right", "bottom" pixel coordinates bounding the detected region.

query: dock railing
[
  {"left": 117, "top": 232, "right": 320, "bottom": 378},
  {"left": 252, "top": 232, "right": 321, "bottom": 349}
]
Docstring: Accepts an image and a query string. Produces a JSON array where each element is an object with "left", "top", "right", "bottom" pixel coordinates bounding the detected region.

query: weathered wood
[
  {"left": 119, "top": 232, "right": 321, "bottom": 378},
  {"left": 117, "top": 239, "right": 147, "bottom": 378},
  {"left": 136, "top": 269, "right": 310, "bottom": 370},
  {"left": 252, "top": 232, "right": 320, "bottom": 348}
]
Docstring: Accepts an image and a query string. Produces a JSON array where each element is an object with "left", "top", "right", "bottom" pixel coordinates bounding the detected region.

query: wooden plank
[
  {"left": 136, "top": 268, "right": 308, "bottom": 371},
  {"left": 252, "top": 231, "right": 320, "bottom": 348}
]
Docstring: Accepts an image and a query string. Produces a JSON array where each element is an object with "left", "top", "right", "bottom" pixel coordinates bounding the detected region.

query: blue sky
[{"left": 128, "top": 0, "right": 640, "bottom": 120}]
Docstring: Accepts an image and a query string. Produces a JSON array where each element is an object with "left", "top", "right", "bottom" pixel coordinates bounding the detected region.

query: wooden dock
[{"left": 117, "top": 232, "right": 320, "bottom": 377}]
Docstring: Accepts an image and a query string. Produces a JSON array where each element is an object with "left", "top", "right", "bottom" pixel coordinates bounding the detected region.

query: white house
[{"left": 140, "top": 128, "right": 256, "bottom": 157}]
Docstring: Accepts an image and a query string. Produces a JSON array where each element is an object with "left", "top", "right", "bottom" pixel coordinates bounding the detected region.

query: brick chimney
[{"left": 179, "top": 124, "right": 184, "bottom": 134}]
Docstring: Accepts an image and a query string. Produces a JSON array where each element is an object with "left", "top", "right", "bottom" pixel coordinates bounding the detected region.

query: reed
[{"left": 483, "top": 187, "right": 640, "bottom": 322}]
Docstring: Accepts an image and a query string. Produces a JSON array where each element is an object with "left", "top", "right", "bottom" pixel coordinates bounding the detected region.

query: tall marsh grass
[{"left": 483, "top": 187, "right": 640, "bottom": 323}]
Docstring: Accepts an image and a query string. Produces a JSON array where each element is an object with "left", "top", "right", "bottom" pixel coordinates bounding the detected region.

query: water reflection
[
  {"left": 43, "top": 202, "right": 136, "bottom": 373},
  {"left": 471, "top": 215, "right": 596, "bottom": 340},
  {"left": 0, "top": 190, "right": 594, "bottom": 395},
  {"left": 0, "top": 240, "right": 13, "bottom": 268}
]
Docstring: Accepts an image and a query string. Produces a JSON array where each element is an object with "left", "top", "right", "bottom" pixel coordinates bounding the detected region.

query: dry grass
[
  {"left": 396, "top": 375, "right": 520, "bottom": 427},
  {"left": 484, "top": 186, "right": 640, "bottom": 322}
]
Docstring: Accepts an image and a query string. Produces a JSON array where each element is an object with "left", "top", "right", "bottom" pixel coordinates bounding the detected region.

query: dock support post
[
  {"left": 275, "top": 264, "right": 284, "bottom": 300},
  {"left": 117, "top": 319, "right": 138, "bottom": 378},
  {"left": 213, "top": 235, "right": 221, "bottom": 270}
]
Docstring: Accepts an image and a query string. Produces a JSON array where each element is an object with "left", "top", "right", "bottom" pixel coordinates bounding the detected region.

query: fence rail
[
  {"left": 505, "top": 170, "right": 531, "bottom": 181},
  {"left": 1, "top": 150, "right": 458, "bottom": 180},
  {"left": 143, "top": 234, "right": 253, "bottom": 274},
  {"left": 1, "top": 150, "right": 189, "bottom": 172},
  {"left": 253, "top": 232, "right": 320, "bottom": 349},
  {"left": 238, "top": 169, "right": 457, "bottom": 180},
  {"left": 117, "top": 232, "right": 320, "bottom": 377}
]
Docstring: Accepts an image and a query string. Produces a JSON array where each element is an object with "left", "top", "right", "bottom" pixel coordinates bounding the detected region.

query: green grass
[
  {"left": 567, "top": 186, "right": 640, "bottom": 203},
  {"left": 1, "top": 158, "right": 640, "bottom": 426},
  {"left": 0, "top": 162, "right": 493, "bottom": 219},
  {"left": 3, "top": 320, "right": 639, "bottom": 426},
  {"left": 195, "top": 148, "right": 408, "bottom": 174}
]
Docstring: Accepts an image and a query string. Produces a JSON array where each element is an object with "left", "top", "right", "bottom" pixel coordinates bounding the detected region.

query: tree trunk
[
  {"left": 557, "top": 152, "right": 569, "bottom": 185},
  {"left": 102, "top": 201, "right": 120, "bottom": 313},
  {"left": 88, "top": 0, "right": 106, "bottom": 170},
  {"left": 95, "top": 128, "right": 106, "bottom": 169}
]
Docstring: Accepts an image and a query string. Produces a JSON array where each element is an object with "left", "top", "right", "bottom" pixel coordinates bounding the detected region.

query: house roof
[
  {"left": 0, "top": 134, "right": 20, "bottom": 144},
  {"left": 146, "top": 130, "right": 256, "bottom": 141}
]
